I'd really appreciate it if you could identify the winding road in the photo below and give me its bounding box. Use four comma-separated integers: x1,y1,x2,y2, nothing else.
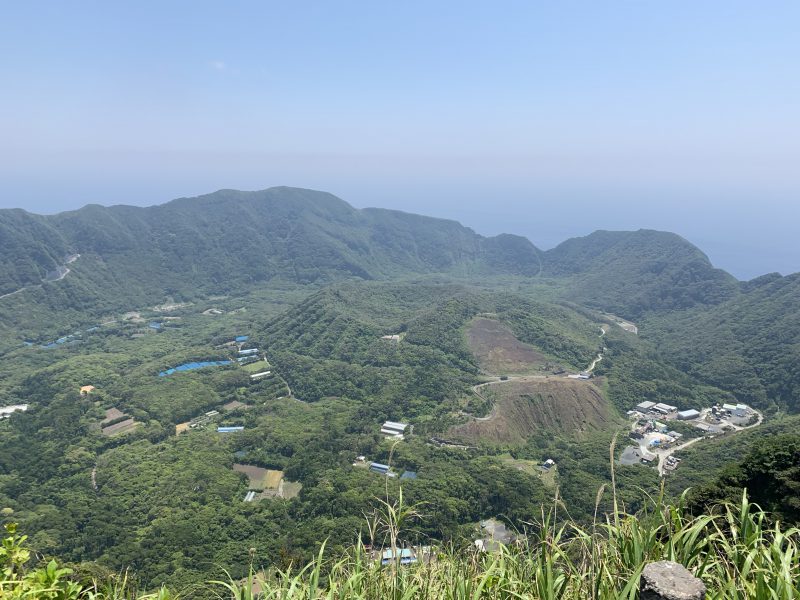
0,254,80,300
464,325,608,421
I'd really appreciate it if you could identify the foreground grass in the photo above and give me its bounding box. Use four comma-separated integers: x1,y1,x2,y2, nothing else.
2,491,798,600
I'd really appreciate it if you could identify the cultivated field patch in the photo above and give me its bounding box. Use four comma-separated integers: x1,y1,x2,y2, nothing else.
233,464,270,490
263,469,283,489
234,464,301,499
242,360,269,373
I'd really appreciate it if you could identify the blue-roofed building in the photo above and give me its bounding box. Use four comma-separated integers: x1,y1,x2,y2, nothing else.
235,336,249,342
381,548,417,566
369,462,390,474
217,426,244,433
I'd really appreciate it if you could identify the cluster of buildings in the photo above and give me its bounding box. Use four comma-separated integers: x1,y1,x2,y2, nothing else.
624,398,757,471
631,400,753,433
238,347,260,365
629,418,685,447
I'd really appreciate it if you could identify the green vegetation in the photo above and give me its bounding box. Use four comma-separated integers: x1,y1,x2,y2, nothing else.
644,273,800,412
543,229,739,317
1,187,798,595
3,493,798,599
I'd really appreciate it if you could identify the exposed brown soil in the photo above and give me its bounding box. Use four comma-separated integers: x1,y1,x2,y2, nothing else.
448,378,616,446
465,317,546,375
233,464,269,489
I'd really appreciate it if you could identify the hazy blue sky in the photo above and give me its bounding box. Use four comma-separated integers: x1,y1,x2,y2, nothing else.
2,2,798,278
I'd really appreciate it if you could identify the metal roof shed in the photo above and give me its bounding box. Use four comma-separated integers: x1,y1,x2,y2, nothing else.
677,409,700,420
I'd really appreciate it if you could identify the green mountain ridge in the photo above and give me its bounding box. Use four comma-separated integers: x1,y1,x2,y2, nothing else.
1,186,796,415
0,187,766,328
643,271,800,412
543,229,740,317
0,187,542,299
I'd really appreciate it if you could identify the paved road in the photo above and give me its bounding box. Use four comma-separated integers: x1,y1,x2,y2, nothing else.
656,437,703,476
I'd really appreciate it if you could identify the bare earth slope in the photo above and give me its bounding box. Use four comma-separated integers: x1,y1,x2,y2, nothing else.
449,378,617,446
466,317,546,375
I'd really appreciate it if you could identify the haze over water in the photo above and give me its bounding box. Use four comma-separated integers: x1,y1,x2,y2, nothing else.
2,2,798,279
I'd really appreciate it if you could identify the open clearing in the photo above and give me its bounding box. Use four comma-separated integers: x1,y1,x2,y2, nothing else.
242,359,269,373
233,464,283,490
234,464,301,499
449,378,617,446
465,317,547,375
233,464,270,489
498,455,559,489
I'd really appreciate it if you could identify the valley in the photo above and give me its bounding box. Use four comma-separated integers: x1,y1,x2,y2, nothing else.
0,187,797,593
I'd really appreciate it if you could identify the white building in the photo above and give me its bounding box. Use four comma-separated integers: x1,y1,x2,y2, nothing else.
381,420,408,439
677,409,700,420
0,404,29,419
636,401,656,411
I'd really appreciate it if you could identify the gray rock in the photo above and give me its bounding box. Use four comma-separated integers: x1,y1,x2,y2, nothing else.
640,561,706,600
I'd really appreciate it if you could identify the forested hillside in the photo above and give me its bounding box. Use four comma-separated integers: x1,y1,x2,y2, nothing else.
0,187,541,300
643,272,800,412
543,229,739,317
